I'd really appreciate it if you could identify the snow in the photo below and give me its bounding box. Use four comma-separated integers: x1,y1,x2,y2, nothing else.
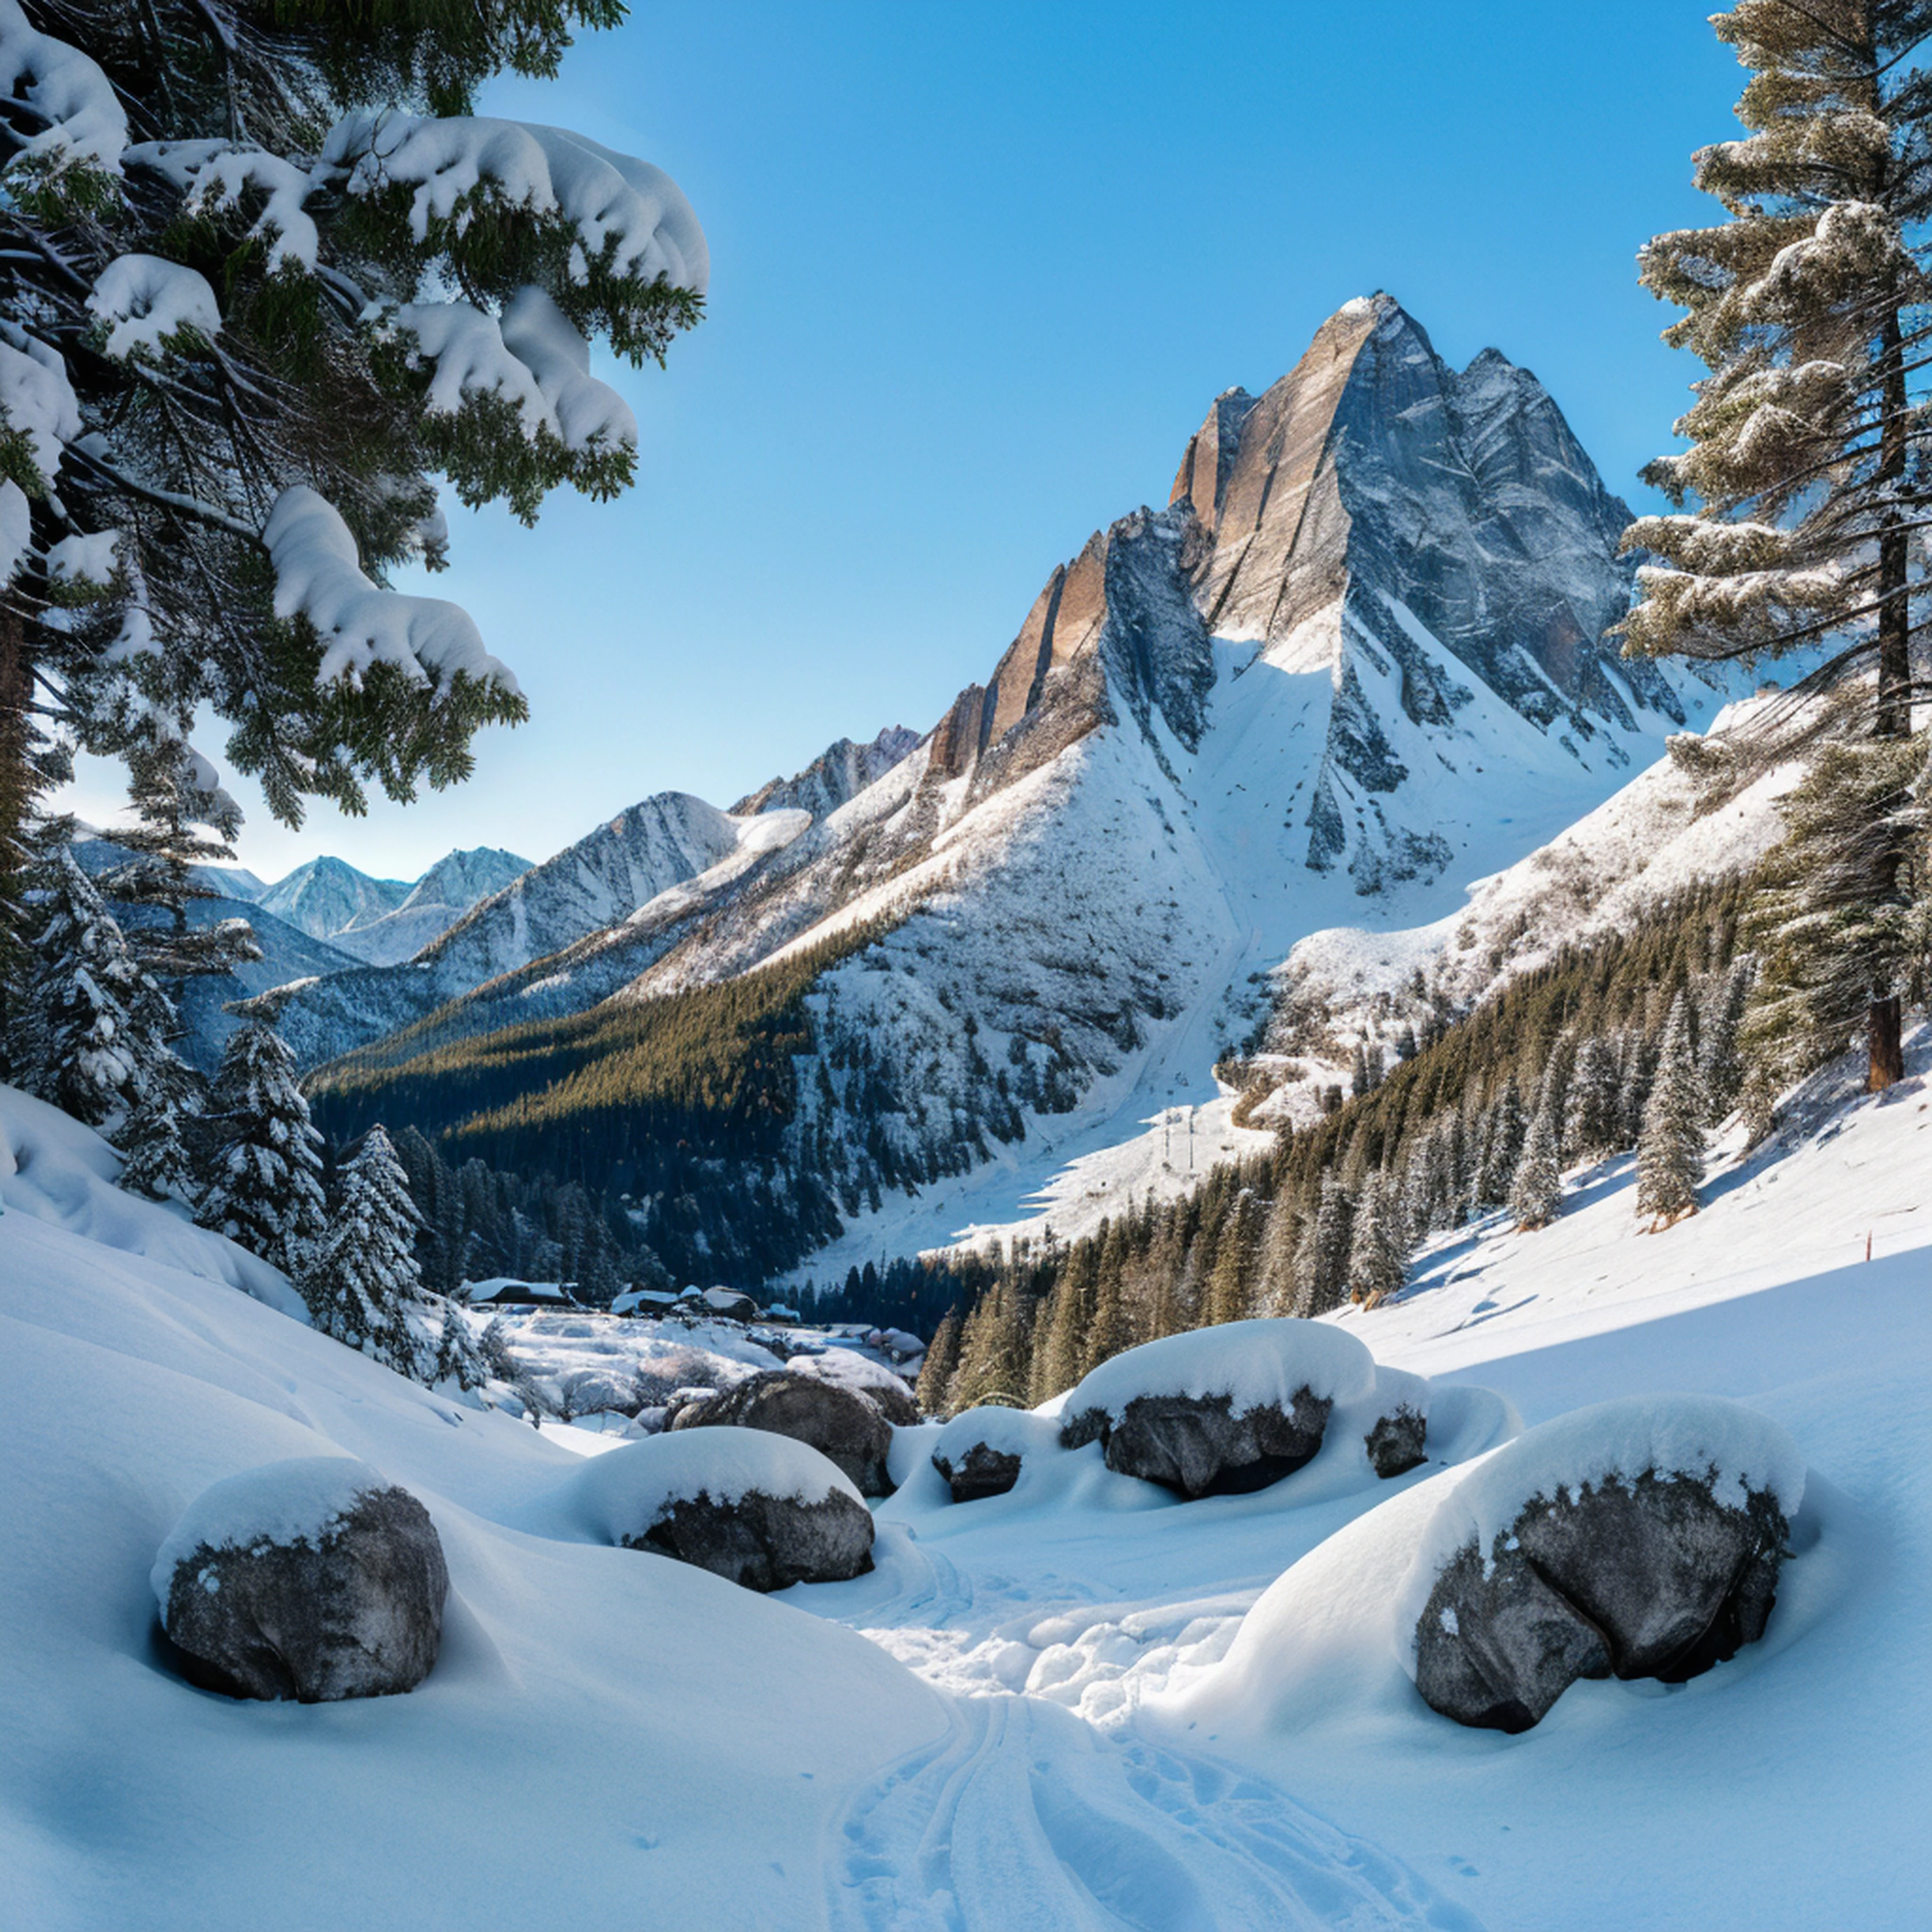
788,1343,917,1406
262,486,519,697
124,140,321,272
1063,1316,1376,1423
45,528,119,589
0,1084,302,1317
934,1403,1063,1463
568,1431,861,1544
150,1457,394,1618
386,288,635,456
326,111,708,295
86,254,222,360
1389,1394,1808,1672
0,0,127,176
4,1024,1928,1924
0,479,31,583
0,318,82,486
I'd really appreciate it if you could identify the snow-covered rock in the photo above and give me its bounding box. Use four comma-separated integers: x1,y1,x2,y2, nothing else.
1399,1394,1802,1732
571,1432,873,1592
1059,1320,1379,1498
669,1369,898,1497
153,1457,447,1702
930,1406,1061,1503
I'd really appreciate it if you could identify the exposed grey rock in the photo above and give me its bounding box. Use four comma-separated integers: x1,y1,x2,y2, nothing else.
1064,1388,1334,1499
670,1371,897,1497
734,726,920,820
622,1488,874,1592
158,1482,447,1702
932,1440,1023,1505
1413,1471,1790,1733
1365,1405,1428,1479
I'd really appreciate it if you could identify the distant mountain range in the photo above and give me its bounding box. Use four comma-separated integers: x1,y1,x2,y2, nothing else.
295,293,1765,1286
259,847,531,966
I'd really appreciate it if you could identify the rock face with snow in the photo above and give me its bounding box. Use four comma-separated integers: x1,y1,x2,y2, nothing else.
574,1432,874,1592
153,1460,447,1702
259,855,410,943
934,1439,1023,1504
302,296,1751,1286
733,725,920,819
321,846,532,967
1403,1398,1802,1733
669,1370,898,1497
1058,1320,1376,1499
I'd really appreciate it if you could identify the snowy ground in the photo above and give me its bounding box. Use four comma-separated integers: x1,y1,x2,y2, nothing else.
3,1038,1926,1929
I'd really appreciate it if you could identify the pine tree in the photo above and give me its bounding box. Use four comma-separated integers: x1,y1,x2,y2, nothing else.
1297,1175,1355,1317
196,987,326,1274
430,1292,489,1392
1701,958,1755,1123
1345,1173,1408,1306
951,1280,1028,1410
1028,1259,1088,1406
1204,1191,1260,1326
1475,1077,1527,1208
915,1308,963,1418
1742,733,1930,1105
1510,1104,1564,1231
1254,1184,1303,1317
0,1,706,979
1623,1,1932,1086
1637,993,1708,1226
1565,1032,1623,1161
300,1125,432,1378
8,841,163,1135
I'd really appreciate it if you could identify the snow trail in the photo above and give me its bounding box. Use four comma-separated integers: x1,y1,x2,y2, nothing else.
829,1692,1483,1932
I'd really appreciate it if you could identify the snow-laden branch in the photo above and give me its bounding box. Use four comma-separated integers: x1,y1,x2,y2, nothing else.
86,255,223,361
385,286,636,454
123,139,323,274
324,110,708,296
0,0,127,176
0,318,81,488
262,486,518,697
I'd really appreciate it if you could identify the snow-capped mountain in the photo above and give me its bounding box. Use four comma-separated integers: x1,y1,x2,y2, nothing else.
258,855,411,944
258,848,531,969
306,294,1755,1280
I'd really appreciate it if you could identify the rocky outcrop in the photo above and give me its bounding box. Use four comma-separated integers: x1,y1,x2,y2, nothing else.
734,726,920,820
932,1440,1021,1504
624,1487,874,1592
1413,1471,1791,1734
154,1462,447,1702
1065,1388,1334,1499
1365,1405,1429,1479
669,1371,897,1497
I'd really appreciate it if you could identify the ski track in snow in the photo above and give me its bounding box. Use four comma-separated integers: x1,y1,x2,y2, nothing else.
830,1692,1481,1932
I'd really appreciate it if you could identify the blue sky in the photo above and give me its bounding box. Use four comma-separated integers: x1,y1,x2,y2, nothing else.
71,0,1743,882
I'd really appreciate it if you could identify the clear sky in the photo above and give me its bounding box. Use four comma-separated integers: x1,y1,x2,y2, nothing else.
66,0,1744,884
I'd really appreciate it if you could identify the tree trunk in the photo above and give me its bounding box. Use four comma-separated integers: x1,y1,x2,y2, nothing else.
1868,994,1903,1093
1875,302,1911,739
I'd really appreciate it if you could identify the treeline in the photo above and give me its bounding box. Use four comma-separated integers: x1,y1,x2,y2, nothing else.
309,919,902,1284
909,881,1752,1418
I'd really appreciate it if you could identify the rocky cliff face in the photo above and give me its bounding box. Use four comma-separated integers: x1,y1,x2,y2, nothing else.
298,295,1751,1281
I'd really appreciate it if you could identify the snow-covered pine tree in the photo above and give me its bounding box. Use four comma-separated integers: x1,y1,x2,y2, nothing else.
914,1307,963,1418
1637,993,1709,1227
0,0,706,974
1345,1172,1408,1306
430,1292,489,1392
1475,1076,1527,1209
300,1124,431,1378
1510,1101,1564,1231
951,1280,1028,1410
1254,1184,1303,1317
1623,0,1932,1088
196,985,326,1273
1701,958,1755,1123
1296,1174,1355,1317
96,737,260,998
8,840,171,1136
1028,1251,1090,1404
1741,732,1930,1110
1203,1191,1260,1326
1565,1032,1623,1161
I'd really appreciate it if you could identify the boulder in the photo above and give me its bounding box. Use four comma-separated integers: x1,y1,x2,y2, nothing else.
1364,1404,1428,1479
670,1370,896,1496
1075,1387,1334,1499
573,1432,873,1592
934,1442,1023,1504
626,1489,874,1592
1404,1398,1802,1732
153,1459,447,1702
